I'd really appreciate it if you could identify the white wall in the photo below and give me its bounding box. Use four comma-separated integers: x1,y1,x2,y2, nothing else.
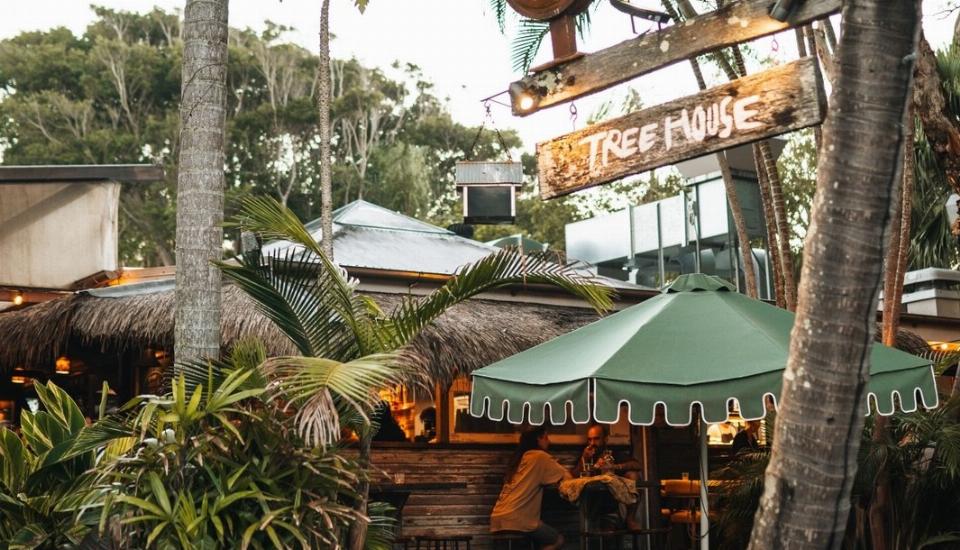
0,181,120,289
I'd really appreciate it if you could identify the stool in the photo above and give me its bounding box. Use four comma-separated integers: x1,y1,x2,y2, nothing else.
581,528,627,550
489,531,535,549
414,534,472,550
626,527,671,549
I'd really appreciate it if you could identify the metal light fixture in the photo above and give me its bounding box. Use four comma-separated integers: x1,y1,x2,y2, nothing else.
509,82,541,115
769,0,799,22
609,0,671,25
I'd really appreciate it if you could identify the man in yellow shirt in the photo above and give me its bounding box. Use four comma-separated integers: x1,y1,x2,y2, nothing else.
490,427,571,549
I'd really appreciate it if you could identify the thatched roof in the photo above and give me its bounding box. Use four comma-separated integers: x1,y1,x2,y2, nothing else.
0,284,600,382
0,281,935,383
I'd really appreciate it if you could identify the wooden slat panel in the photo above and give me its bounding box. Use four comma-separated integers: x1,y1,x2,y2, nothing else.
369,447,582,549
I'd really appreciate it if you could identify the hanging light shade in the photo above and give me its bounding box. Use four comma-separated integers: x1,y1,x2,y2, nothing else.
10,367,27,385
455,161,523,225
55,356,71,375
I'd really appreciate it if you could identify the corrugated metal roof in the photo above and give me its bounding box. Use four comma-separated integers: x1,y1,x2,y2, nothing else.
455,161,523,185
93,200,653,295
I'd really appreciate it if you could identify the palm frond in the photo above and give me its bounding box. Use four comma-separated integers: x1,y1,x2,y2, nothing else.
219,249,363,360
489,0,508,33
223,196,384,358
385,248,613,348
260,354,410,448
511,19,550,73
363,501,397,550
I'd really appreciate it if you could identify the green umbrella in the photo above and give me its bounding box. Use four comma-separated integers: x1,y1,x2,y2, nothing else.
470,273,938,427
471,273,938,550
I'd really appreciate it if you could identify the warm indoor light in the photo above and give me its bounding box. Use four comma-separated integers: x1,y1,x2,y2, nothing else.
55,356,71,375
11,367,26,385
12,292,23,306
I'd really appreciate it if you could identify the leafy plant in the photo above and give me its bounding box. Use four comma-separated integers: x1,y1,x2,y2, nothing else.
0,382,100,550
84,340,390,550
713,395,960,550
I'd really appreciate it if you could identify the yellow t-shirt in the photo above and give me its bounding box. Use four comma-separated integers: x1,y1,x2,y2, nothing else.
490,449,569,532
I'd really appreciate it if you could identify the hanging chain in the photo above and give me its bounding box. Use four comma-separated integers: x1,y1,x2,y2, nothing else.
570,102,579,131
467,100,514,162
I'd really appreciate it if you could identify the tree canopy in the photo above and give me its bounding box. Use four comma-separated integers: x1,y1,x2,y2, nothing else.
0,6,517,266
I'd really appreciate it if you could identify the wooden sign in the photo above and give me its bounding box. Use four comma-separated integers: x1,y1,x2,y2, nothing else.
509,0,840,116
537,57,825,199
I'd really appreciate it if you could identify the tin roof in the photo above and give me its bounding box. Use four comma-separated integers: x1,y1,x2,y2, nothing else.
455,161,523,185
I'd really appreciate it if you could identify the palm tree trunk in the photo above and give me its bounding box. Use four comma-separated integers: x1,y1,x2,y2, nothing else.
349,433,373,550
731,46,796,309
759,140,797,311
755,146,786,307
174,0,229,365
318,0,334,261
748,1,920,548
663,0,758,298
685,56,758,297
870,101,916,550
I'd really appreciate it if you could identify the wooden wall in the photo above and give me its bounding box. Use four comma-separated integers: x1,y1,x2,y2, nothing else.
369,443,583,548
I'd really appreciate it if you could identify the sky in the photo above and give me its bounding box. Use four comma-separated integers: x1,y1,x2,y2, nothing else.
0,1,958,154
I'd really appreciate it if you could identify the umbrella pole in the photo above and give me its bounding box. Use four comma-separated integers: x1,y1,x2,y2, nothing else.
699,417,710,550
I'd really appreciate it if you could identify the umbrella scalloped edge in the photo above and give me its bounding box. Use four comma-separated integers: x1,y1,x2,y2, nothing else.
469,365,940,427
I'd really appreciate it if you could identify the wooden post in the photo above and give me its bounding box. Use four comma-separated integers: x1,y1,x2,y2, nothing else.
509,0,841,115
438,382,451,444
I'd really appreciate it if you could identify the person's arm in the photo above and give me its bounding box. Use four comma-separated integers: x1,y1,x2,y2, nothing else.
537,452,572,485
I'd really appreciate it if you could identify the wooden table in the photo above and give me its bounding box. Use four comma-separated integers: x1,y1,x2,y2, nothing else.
549,477,661,550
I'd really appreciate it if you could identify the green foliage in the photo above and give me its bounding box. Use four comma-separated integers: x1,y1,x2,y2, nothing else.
0,381,99,549
777,129,818,252
0,7,514,266
713,395,960,550
221,196,613,436
90,358,373,549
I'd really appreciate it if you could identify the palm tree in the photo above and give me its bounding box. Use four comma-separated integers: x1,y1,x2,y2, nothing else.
748,1,921,547
219,196,613,548
318,0,334,260
175,0,230,364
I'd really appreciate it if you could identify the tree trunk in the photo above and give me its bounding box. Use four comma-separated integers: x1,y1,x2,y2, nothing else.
870,101,916,550
759,139,797,311
731,46,797,309
748,2,920,548
349,433,373,550
755,145,787,308
685,56,758,298
174,0,229,365
318,0,335,261
913,35,960,198
664,0,758,298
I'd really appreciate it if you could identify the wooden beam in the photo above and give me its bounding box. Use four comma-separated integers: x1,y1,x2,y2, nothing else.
537,57,825,199
0,164,165,184
0,288,70,304
509,0,840,115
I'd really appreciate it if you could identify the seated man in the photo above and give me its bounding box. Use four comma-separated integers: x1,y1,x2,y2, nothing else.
577,424,644,530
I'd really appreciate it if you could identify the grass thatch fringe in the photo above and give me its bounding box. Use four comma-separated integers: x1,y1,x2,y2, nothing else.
0,285,599,385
